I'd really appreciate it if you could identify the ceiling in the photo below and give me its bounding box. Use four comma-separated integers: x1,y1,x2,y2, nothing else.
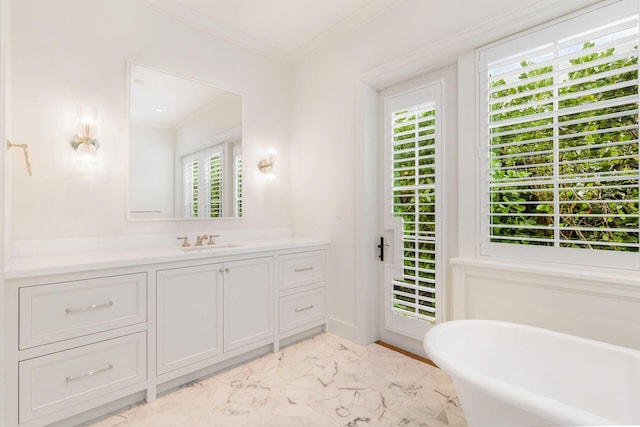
138,0,401,61
129,64,236,127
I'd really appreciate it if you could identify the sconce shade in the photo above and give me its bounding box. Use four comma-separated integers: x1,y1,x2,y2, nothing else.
75,140,97,163
257,149,276,178
71,105,99,163
257,158,274,173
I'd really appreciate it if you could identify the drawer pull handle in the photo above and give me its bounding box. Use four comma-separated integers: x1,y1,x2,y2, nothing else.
66,300,114,314
295,304,314,313
65,364,113,382
294,267,313,272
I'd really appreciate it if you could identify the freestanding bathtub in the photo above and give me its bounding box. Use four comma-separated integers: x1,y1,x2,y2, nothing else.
424,320,640,426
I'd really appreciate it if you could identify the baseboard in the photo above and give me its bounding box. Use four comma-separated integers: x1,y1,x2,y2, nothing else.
327,317,357,342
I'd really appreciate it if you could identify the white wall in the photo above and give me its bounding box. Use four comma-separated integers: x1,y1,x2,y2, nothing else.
9,0,290,242
175,93,242,157
289,0,617,345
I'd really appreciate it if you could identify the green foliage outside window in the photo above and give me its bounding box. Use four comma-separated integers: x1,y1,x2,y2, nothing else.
235,157,243,217
489,42,639,251
391,107,437,322
209,156,223,218
191,161,199,218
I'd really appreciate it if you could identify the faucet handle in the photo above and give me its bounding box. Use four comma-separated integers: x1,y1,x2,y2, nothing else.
207,234,220,245
177,236,190,247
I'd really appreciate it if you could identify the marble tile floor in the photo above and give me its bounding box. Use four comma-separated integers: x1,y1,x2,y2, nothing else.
87,333,467,427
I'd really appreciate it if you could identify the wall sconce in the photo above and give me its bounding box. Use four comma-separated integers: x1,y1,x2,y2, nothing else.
257,149,276,179
71,106,99,163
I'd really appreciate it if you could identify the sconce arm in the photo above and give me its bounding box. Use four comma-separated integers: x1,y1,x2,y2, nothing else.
7,140,32,176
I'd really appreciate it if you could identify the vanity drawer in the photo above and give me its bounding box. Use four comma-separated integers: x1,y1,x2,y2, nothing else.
20,273,147,349
279,288,326,333
19,332,146,423
279,250,326,291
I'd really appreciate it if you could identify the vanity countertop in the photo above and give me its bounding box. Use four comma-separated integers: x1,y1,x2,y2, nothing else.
5,237,330,279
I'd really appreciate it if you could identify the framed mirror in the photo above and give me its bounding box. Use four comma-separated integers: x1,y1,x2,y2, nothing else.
128,63,242,220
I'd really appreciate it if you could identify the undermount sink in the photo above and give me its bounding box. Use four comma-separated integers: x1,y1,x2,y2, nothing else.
179,243,241,252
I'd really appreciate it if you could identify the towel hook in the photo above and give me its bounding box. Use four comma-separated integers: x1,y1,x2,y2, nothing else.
6,140,32,176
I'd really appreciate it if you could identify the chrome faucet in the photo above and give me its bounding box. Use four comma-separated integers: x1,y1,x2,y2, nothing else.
195,235,209,246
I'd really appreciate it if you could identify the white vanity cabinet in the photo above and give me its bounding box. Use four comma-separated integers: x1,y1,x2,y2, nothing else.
4,239,328,427
156,256,273,377
278,250,327,337
8,272,148,427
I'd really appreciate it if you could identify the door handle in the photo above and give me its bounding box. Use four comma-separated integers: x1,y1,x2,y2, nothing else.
377,236,389,261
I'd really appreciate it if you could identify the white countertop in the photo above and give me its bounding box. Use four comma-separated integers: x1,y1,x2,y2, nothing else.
5,237,330,279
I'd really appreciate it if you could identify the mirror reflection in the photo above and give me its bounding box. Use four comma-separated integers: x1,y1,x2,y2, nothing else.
128,64,242,220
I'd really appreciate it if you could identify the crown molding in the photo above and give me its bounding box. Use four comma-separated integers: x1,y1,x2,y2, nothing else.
133,0,608,67
136,0,403,64
136,0,291,63
360,0,605,88
289,0,403,62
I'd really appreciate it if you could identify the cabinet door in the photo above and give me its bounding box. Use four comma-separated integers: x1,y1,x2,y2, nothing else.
224,257,274,352
157,264,223,375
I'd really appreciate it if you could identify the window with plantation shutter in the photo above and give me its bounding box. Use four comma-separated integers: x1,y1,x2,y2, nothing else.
390,100,439,323
479,0,640,268
182,153,199,218
202,146,224,218
233,143,242,217
182,144,225,218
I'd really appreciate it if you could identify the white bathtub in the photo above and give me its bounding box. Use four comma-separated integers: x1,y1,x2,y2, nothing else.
424,320,640,426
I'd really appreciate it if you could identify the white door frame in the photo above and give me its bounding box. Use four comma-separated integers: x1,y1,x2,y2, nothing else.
354,61,457,348
380,77,445,344
0,0,9,425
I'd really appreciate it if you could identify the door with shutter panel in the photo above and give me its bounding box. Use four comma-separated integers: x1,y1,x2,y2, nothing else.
378,67,454,353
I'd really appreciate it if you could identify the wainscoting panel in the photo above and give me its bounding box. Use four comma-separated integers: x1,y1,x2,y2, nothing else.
451,258,640,350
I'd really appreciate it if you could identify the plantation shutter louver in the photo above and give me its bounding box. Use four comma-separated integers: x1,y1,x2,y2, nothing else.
390,101,438,323
480,0,640,267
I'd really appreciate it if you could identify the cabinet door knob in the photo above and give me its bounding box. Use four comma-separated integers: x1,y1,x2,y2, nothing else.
224,268,230,272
